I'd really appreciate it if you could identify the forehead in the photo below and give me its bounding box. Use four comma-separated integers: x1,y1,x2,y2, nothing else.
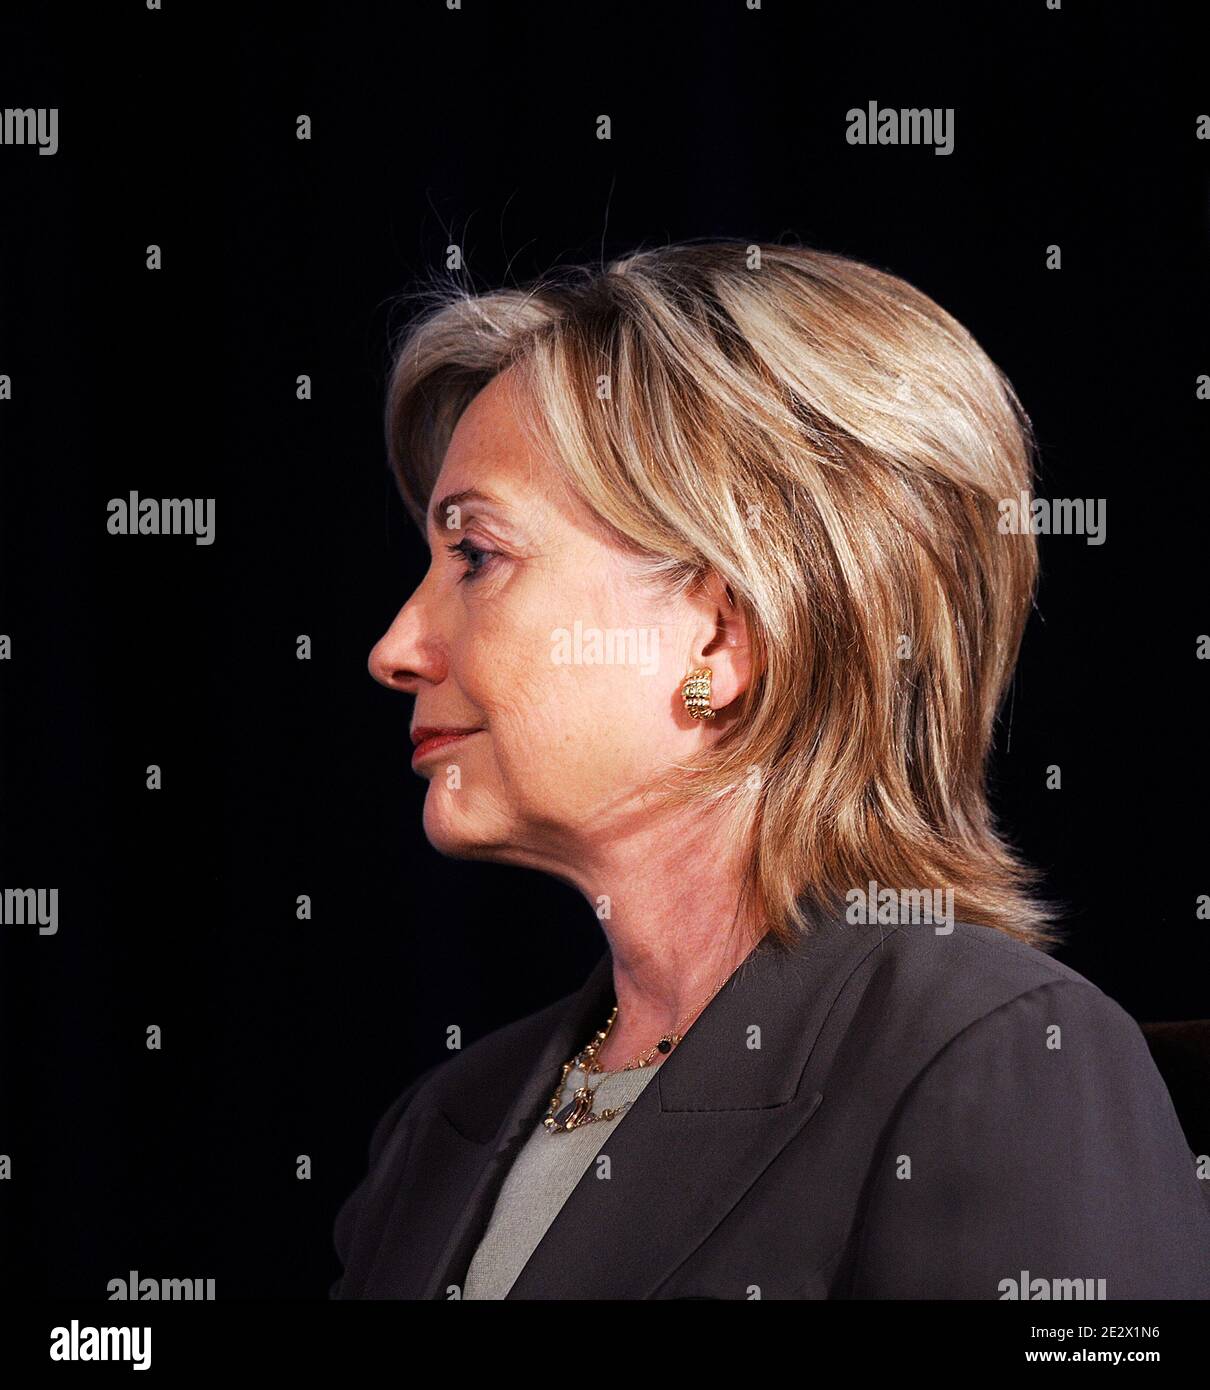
429,369,573,522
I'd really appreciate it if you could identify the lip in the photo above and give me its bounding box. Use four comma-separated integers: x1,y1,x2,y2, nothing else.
410,726,483,766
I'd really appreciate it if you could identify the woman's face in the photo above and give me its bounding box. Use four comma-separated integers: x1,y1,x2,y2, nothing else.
368,369,742,880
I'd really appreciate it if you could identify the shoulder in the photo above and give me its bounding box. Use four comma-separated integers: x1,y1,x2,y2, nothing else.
856,915,1100,999
842,921,1202,1226
837,918,1147,1072
834,925,1210,1297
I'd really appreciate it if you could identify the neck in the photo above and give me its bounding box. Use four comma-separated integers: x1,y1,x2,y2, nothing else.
566,805,767,1071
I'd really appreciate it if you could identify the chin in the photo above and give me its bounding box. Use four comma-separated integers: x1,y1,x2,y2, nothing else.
420,785,506,861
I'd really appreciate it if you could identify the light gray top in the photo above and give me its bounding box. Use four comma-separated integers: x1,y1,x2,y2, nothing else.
462,1060,661,1300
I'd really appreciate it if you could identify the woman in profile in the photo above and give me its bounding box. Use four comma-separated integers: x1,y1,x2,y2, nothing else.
331,241,1210,1300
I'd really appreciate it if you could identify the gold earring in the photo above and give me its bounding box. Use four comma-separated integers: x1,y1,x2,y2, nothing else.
681,667,716,720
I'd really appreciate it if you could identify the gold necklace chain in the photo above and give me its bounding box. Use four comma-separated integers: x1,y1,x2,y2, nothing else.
542,971,732,1135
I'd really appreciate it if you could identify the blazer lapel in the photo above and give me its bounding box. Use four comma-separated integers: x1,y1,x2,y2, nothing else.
397,914,898,1299
504,916,899,1298
412,949,617,1299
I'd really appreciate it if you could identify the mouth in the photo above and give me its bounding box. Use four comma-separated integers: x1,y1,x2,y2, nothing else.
410,726,483,766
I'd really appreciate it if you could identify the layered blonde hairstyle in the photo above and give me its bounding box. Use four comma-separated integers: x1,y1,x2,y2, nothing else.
385,240,1058,950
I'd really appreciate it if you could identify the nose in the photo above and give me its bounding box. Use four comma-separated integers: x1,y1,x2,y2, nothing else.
368,591,445,694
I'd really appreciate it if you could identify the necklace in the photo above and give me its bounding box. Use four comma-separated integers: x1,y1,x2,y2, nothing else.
542,971,732,1135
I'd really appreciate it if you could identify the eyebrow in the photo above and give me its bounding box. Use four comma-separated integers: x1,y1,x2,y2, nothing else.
427,488,510,533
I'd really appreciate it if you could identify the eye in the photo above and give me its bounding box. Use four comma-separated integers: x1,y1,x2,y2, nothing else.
445,537,496,583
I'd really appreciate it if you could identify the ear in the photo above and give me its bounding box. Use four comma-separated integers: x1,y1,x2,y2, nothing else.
688,572,751,715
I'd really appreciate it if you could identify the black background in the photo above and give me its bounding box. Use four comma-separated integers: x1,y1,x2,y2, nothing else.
0,0,1206,1299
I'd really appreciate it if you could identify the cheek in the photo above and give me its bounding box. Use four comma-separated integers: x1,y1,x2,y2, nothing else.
446,569,681,808
482,650,675,803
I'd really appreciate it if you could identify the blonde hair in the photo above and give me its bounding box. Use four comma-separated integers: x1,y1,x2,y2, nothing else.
385,240,1060,950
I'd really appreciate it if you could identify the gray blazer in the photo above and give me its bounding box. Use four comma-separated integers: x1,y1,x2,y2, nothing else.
330,914,1210,1299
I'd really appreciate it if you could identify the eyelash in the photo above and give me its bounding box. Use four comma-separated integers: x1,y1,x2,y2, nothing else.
445,537,496,583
